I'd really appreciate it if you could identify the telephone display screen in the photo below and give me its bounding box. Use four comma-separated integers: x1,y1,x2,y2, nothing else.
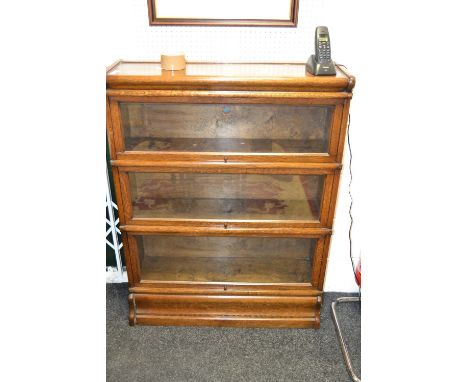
319,34,329,41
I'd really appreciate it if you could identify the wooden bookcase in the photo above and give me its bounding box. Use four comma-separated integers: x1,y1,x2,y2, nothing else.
106,61,355,328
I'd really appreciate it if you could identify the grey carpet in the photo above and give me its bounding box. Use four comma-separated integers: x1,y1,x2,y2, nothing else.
107,284,360,382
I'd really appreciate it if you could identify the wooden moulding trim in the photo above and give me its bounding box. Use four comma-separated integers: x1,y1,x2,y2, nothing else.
107,89,352,99
317,174,335,228
126,234,142,283
134,316,319,328
322,170,339,227
112,160,341,173
106,59,122,74
116,152,335,164
132,294,321,312
121,232,138,285
335,98,351,164
119,172,133,222
336,64,356,92
120,225,332,237
313,236,327,288
106,79,351,93
128,293,136,326
129,293,321,328
327,103,344,158
136,281,316,288
106,61,354,93
109,100,125,154
126,219,322,229
110,167,126,224
133,294,321,304
129,285,323,296
148,20,298,27
317,236,332,290
105,98,116,159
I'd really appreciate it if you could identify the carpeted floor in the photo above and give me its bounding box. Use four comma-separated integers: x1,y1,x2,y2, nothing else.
107,284,360,382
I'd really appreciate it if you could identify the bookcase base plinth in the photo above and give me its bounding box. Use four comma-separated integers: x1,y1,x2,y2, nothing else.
129,292,321,329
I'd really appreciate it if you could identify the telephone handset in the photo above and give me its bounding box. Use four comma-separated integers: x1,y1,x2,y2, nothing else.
306,26,336,76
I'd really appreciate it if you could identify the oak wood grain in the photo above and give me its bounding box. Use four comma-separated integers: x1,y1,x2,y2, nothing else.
107,62,355,92
129,293,321,328
105,61,354,328
121,224,332,237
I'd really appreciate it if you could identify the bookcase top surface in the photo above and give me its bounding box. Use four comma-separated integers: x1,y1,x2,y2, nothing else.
106,61,354,92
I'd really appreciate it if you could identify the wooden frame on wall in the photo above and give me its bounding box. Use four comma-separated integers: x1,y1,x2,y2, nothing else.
147,0,300,27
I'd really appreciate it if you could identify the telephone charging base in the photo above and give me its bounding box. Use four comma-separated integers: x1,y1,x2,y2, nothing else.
306,55,336,76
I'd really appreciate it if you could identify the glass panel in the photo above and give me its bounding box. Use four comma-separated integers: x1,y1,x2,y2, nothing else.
120,103,332,153
109,62,346,78
130,172,324,221
136,235,316,283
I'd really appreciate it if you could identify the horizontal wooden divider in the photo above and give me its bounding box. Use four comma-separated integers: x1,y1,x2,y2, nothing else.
121,224,332,237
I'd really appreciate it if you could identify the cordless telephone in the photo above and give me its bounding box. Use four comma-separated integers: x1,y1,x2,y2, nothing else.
306,26,336,76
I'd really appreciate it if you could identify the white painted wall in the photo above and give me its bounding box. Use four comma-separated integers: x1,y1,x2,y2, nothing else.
106,0,363,291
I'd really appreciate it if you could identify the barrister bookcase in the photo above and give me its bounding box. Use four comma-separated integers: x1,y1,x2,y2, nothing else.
106,61,355,328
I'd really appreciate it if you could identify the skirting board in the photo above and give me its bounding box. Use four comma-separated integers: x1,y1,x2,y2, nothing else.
106,267,128,283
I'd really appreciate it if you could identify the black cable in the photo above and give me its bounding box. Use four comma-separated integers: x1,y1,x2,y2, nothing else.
347,114,361,296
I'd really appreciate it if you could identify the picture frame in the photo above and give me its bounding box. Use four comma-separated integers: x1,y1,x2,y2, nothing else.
147,0,299,27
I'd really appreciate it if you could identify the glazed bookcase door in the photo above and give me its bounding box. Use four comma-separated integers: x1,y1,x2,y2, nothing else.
108,97,346,163
116,168,338,228
123,233,329,288
120,102,332,153
135,235,316,283
129,172,324,221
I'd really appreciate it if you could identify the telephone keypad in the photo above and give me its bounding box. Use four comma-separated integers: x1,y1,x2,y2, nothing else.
318,42,330,61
